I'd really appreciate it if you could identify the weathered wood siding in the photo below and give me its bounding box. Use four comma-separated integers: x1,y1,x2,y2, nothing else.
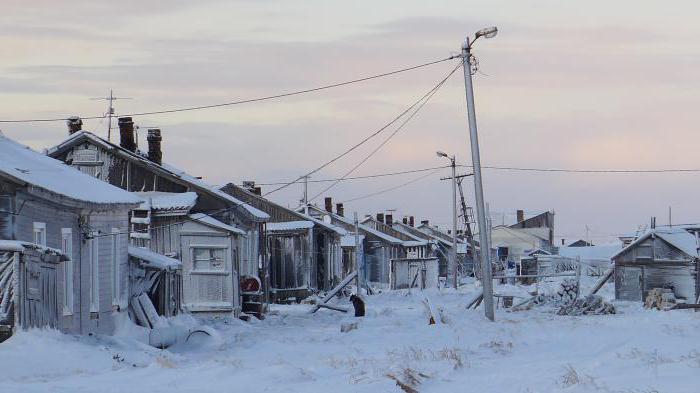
614,236,697,302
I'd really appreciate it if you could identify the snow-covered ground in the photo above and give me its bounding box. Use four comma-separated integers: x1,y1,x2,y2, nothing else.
1,279,699,393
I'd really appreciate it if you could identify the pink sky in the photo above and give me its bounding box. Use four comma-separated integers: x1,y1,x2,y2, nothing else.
1,1,699,243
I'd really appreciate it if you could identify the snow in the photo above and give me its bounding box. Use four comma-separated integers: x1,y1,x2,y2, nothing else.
266,220,314,232
2,277,700,392
559,244,621,262
612,228,700,260
341,234,364,247
0,133,141,206
135,191,198,213
128,246,181,271
0,239,66,257
188,213,246,235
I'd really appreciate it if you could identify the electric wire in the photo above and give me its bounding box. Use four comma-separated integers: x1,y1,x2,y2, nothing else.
341,167,443,204
262,61,462,197
0,56,459,123
306,62,463,202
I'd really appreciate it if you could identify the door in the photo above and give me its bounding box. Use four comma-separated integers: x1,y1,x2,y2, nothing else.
616,266,643,301
22,260,58,329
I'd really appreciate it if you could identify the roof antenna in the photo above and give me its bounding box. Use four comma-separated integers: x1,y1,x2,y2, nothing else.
90,89,133,141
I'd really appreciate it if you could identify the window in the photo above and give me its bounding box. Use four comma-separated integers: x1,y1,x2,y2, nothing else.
89,233,99,313
111,228,120,306
193,247,226,272
61,228,74,315
33,222,46,246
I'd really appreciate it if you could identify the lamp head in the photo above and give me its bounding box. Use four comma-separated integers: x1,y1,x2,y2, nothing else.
436,151,448,158
475,26,498,39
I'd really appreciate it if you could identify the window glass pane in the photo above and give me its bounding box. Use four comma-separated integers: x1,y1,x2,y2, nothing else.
194,248,210,261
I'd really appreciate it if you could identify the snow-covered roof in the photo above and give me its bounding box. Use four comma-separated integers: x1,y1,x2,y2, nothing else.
559,244,621,261
128,246,181,271
136,191,198,214
0,240,67,259
341,234,365,247
47,131,268,220
0,133,141,206
266,220,314,232
611,228,699,260
188,213,246,235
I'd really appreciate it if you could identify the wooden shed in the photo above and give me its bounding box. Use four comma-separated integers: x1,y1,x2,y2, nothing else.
611,228,699,303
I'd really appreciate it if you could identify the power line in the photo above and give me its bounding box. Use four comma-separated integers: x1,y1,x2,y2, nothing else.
341,167,443,204
0,56,459,123
473,165,700,174
263,61,462,197
255,165,452,185
307,62,463,202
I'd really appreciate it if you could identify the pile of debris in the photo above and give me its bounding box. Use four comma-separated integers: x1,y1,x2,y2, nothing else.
557,295,616,316
644,288,676,310
553,279,579,304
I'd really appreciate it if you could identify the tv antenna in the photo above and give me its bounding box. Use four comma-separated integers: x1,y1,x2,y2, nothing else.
90,89,132,141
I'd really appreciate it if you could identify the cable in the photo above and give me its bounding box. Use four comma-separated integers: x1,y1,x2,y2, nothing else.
0,56,459,123
471,165,700,174
341,167,443,204
255,165,451,186
307,62,463,202
263,60,461,197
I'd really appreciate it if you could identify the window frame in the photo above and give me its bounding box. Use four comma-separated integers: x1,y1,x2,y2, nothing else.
111,228,121,307
89,232,100,313
61,228,74,315
33,222,46,246
190,245,229,275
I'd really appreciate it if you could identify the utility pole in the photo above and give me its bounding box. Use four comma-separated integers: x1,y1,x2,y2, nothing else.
303,175,309,214
90,89,132,141
450,156,458,289
461,28,498,321
354,212,363,294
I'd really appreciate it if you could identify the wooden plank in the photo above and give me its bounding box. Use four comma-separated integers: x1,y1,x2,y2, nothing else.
309,270,357,314
138,293,166,328
465,289,483,309
588,267,614,296
130,295,151,328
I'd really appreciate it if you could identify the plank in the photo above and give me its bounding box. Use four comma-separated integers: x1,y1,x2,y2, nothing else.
309,270,357,314
588,268,614,296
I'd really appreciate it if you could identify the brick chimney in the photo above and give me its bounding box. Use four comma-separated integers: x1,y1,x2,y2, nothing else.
517,209,525,223
253,187,262,196
118,117,136,152
66,116,82,135
403,217,408,225
421,220,429,226
376,213,384,223
409,216,415,227
336,203,344,217
324,197,333,213
385,214,393,226
147,128,162,165
561,238,566,246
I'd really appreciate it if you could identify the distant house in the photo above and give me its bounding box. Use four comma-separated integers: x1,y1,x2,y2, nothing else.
412,220,470,277
47,119,269,316
490,226,550,264
218,183,347,302
0,133,141,337
303,202,407,285
566,239,594,247
611,228,699,302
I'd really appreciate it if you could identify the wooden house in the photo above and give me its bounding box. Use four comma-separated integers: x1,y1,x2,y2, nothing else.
218,183,347,302
303,203,410,285
611,228,699,303
412,221,470,277
0,133,141,337
47,120,270,316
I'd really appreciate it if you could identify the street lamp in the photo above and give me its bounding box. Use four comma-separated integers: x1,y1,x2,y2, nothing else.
436,151,459,289
461,26,497,321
